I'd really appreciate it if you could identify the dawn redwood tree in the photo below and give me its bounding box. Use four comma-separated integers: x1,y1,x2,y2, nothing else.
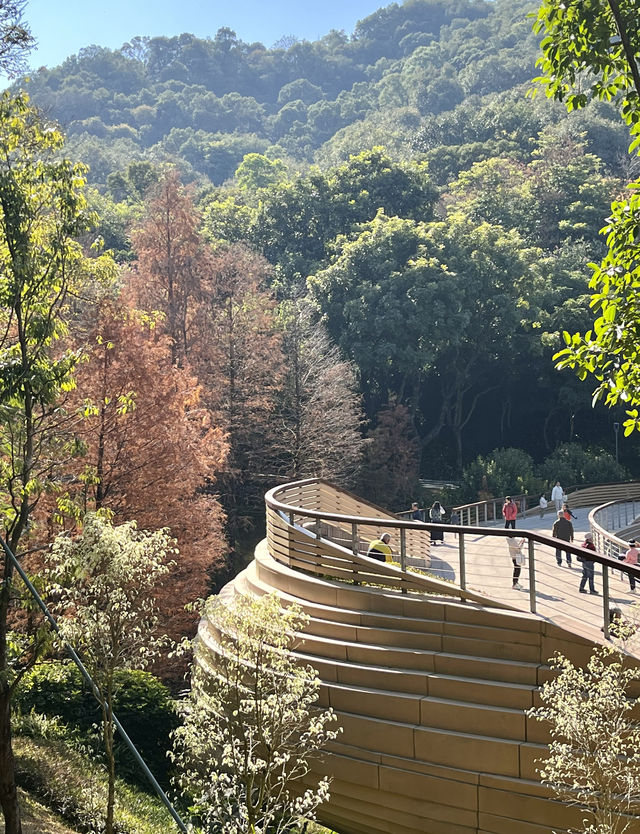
200,244,285,540
0,92,95,834
277,300,366,485
359,403,421,508
130,169,209,367
69,297,228,648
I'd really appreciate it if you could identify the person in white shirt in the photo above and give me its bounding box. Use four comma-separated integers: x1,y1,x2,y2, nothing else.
539,494,548,518
506,535,525,590
551,481,564,512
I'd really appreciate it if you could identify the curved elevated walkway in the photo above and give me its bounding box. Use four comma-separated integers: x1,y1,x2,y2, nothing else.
198,480,640,834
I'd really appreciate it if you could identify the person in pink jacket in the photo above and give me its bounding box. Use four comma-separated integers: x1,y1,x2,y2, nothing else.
624,539,640,594
502,496,518,529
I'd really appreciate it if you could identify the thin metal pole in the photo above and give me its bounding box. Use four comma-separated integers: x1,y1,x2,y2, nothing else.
475,505,479,526
400,528,407,595
528,539,536,614
602,565,610,640
459,533,466,592
351,522,359,585
0,538,188,833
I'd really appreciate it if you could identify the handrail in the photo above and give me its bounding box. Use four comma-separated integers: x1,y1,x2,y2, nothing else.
453,481,640,527
590,499,640,560
0,537,187,833
266,478,640,641
445,493,529,526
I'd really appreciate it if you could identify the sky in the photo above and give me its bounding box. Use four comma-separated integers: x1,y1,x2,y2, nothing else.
25,0,384,71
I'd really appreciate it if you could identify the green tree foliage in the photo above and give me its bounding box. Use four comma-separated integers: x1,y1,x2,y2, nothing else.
532,0,640,436
460,448,539,502
309,210,540,466
0,90,102,834
46,514,174,834
171,593,340,834
16,661,177,785
253,148,437,292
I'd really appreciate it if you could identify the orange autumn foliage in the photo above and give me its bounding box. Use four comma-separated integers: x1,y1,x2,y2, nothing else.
70,298,228,647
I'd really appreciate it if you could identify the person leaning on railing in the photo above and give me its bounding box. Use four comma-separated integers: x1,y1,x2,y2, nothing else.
366,533,392,563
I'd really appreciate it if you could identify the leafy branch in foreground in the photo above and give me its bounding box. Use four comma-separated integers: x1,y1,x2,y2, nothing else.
531,0,640,433
528,636,640,833
171,592,340,834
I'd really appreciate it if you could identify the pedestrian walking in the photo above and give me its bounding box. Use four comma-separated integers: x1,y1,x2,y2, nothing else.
429,501,445,544
506,534,525,590
551,510,574,567
623,539,640,594
410,502,423,522
551,481,564,512
502,496,518,530
539,494,547,518
578,532,598,595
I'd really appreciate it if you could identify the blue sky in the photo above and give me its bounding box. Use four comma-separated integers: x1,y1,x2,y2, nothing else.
25,0,384,70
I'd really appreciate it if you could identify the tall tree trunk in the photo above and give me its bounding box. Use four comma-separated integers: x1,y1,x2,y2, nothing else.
102,689,116,834
0,562,21,834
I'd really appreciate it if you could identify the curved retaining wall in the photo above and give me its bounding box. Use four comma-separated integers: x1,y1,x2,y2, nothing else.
197,536,640,834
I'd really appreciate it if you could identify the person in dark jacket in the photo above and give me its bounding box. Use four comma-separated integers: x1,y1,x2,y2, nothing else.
551,510,574,567
578,532,598,594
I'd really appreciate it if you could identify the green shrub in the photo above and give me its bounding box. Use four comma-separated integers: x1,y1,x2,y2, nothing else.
538,442,629,489
16,661,177,786
460,447,543,501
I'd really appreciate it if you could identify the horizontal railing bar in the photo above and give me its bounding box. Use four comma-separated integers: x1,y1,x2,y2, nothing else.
266,481,640,581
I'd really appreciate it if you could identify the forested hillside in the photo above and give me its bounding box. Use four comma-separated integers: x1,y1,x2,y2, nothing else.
10,0,638,496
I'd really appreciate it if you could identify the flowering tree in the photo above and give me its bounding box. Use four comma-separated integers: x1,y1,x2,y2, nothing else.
172,593,340,833
46,513,174,834
529,639,640,834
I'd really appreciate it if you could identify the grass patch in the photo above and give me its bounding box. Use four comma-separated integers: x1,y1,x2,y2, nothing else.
14,735,175,834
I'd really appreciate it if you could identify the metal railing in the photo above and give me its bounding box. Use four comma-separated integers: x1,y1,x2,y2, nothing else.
590,500,640,559
450,493,530,526
266,479,640,642
453,481,640,527
0,537,187,833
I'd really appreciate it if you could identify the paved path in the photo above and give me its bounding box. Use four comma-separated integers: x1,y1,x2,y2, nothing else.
426,505,640,638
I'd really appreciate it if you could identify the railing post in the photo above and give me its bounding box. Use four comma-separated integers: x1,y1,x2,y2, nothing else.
602,564,610,640
459,533,466,593
351,522,359,585
474,505,479,526
527,539,536,614
400,528,407,595
289,510,295,526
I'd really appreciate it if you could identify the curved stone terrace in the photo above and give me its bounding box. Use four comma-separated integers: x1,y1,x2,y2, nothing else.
198,478,640,834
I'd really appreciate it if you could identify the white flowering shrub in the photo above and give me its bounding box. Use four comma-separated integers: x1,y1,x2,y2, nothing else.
172,592,340,834
528,637,640,834
46,512,174,834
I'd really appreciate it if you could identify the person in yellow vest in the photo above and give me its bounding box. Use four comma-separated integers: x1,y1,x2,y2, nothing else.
366,532,392,562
